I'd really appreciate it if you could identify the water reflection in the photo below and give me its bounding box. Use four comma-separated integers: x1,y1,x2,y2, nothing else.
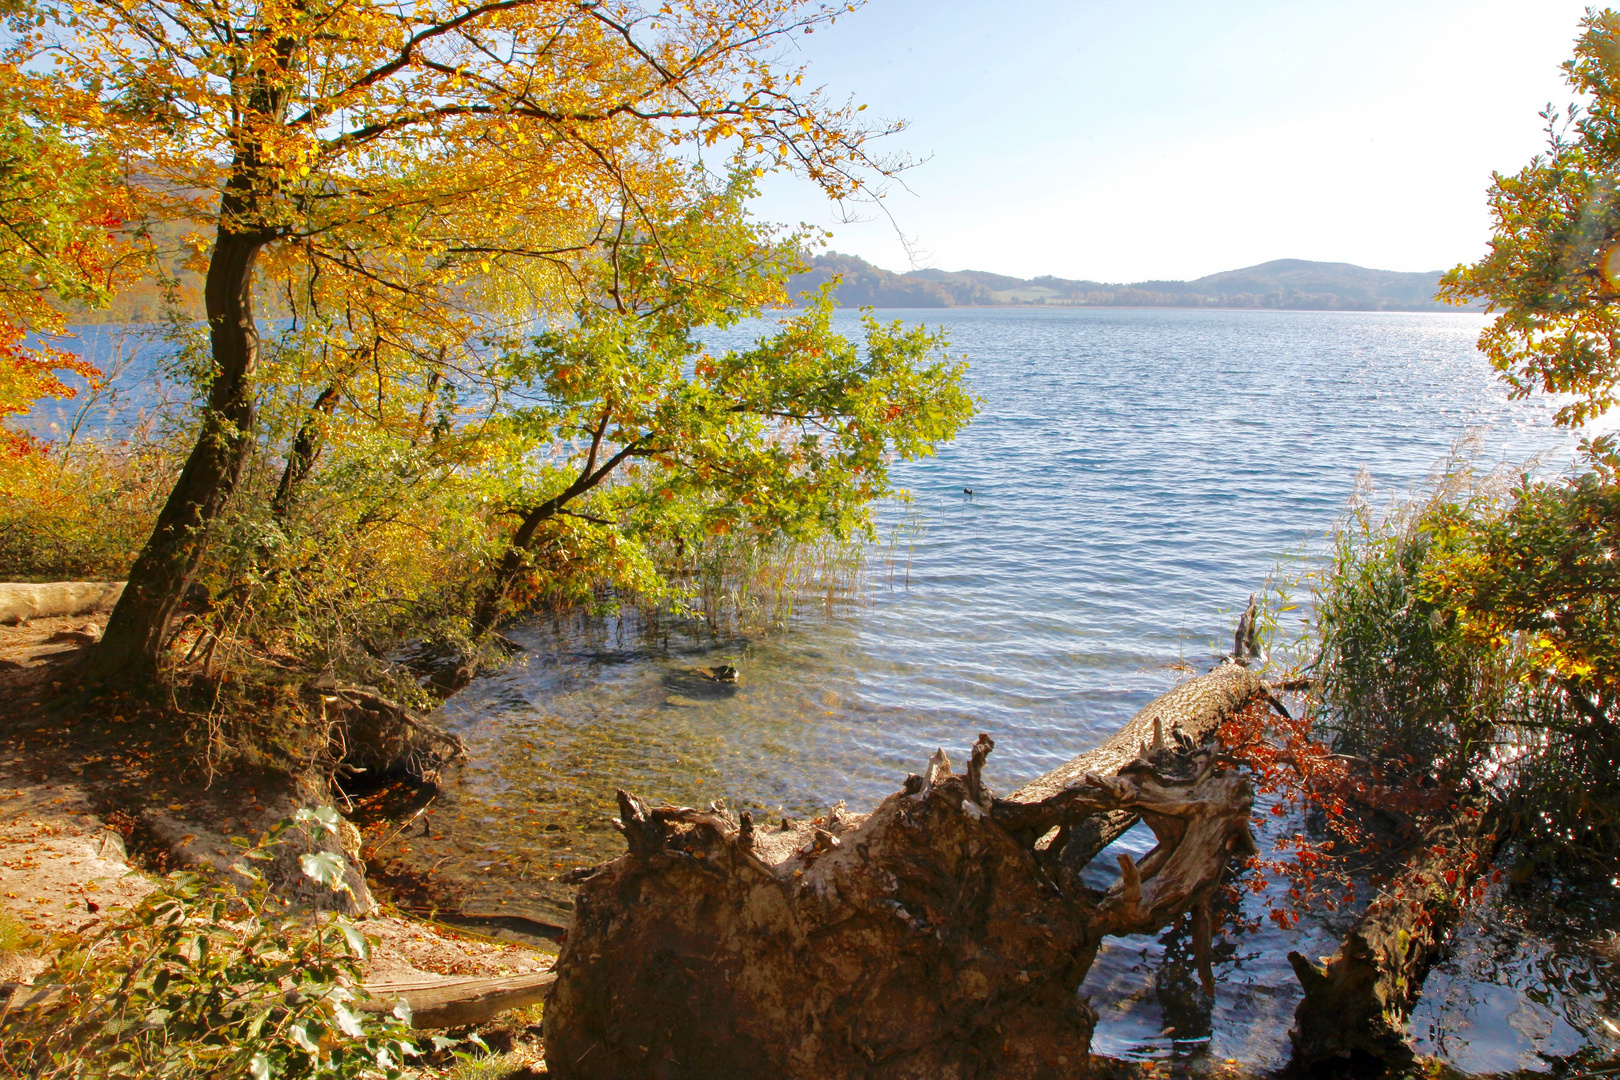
1413,870,1620,1074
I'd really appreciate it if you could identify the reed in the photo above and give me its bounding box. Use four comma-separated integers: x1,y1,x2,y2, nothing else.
1294,441,1616,860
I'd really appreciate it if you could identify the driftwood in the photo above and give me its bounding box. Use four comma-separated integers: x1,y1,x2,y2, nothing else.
355,972,556,1029
0,581,125,625
1288,805,1504,1070
2,971,557,1031
542,662,1273,1079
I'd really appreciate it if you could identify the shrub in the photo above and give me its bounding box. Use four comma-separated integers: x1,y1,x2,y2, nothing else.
0,808,427,1080
1304,447,1618,859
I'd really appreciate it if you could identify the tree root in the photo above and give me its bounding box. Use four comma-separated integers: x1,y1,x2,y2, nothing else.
310,678,468,787
541,662,1275,1079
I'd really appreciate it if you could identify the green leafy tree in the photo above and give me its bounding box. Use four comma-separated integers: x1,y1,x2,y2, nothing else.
469,173,976,652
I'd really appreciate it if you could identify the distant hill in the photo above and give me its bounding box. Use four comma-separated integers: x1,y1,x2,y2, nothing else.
789,254,1477,311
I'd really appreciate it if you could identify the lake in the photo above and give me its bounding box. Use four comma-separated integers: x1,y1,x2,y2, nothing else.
376,307,1610,1075
46,307,1617,1073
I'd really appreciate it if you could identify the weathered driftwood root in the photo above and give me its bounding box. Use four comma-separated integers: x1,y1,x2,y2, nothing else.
311,678,469,787
542,662,1274,1079
1288,805,1504,1071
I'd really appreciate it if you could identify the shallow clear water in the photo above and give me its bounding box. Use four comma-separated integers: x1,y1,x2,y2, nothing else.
45,309,1616,1072
386,307,1620,1074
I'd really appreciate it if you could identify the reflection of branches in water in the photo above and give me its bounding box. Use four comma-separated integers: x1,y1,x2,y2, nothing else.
1414,865,1620,1064
1153,914,1216,1051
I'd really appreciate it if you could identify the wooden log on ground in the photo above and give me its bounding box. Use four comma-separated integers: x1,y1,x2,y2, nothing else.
355,972,556,1029
542,662,1276,1080
4,972,557,1032
1288,805,1504,1071
0,582,125,625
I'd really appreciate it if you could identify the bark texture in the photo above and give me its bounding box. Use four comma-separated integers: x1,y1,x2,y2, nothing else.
92,223,272,678
542,662,1271,1079
1288,806,1503,1071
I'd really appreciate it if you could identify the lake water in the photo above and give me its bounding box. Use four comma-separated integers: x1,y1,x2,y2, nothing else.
46,309,1618,1073
362,306,1615,1075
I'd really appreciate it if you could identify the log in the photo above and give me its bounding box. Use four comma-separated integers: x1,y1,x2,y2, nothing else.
355,972,556,1029
1288,805,1504,1070
541,662,1275,1080
1005,662,1268,877
4,972,557,1032
0,581,125,625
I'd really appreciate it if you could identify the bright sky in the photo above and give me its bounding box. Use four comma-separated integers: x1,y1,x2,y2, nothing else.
749,0,1596,282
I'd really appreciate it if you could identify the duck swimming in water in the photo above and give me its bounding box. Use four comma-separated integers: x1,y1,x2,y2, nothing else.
696,664,739,683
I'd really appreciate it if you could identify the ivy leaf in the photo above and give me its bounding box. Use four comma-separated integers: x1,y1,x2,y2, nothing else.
336,917,370,958
289,1020,320,1053
294,806,342,836
249,1052,272,1080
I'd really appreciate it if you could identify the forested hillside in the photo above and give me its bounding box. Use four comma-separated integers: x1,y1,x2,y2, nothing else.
791,253,1477,310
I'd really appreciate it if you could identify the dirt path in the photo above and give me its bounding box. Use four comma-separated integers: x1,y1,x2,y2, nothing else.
0,766,553,986
0,616,554,998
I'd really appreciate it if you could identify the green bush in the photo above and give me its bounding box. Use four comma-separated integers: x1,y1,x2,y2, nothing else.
1305,447,1619,858
0,808,431,1080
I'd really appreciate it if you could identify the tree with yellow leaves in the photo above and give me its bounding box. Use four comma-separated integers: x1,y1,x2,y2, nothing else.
0,47,146,457
6,0,903,675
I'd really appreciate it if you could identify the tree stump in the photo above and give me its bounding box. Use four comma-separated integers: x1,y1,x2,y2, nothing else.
1288,805,1504,1071
542,662,1273,1079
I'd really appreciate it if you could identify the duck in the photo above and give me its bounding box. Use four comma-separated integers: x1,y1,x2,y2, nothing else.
696,664,739,683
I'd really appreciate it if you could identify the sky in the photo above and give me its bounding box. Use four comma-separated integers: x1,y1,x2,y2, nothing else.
746,0,1598,282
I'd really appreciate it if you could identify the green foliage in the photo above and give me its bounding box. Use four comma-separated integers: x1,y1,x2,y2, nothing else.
1440,9,1620,427
1305,451,1620,858
1419,453,1620,858
0,809,425,1080
1310,464,1528,784
480,174,975,621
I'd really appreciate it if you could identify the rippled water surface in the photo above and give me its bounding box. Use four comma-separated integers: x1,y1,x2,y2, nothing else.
371,308,1611,1073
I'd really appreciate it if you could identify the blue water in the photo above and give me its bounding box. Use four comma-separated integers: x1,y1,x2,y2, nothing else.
413,307,1612,1074
38,309,1614,1072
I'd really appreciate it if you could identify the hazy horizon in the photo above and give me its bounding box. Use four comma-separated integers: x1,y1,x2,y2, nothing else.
809,252,1454,284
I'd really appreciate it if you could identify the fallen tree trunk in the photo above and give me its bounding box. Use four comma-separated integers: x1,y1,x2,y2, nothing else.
4,972,558,1032
355,972,556,1029
0,581,125,625
542,662,1274,1079
1288,804,1504,1071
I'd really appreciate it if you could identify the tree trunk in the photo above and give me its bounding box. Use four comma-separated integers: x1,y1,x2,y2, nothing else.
91,218,271,680
541,663,1273,1079
272,382,342,520
1288,805,1504,1072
